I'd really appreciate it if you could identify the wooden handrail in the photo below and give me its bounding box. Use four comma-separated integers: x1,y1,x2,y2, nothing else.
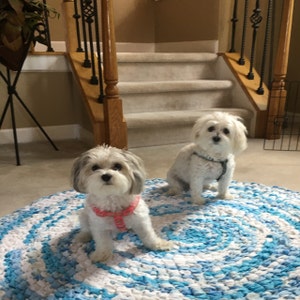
265,0,294,139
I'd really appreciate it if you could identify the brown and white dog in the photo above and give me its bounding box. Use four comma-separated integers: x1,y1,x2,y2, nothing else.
71,145,173,262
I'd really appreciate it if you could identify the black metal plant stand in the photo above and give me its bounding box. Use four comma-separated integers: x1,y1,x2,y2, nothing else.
0,57,58,165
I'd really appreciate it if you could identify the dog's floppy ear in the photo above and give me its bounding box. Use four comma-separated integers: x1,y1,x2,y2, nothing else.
192,114,211,140
71,154,89,193
232,117,248,154
121,150,146,195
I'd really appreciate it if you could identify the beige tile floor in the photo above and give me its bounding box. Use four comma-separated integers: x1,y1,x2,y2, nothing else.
0,139,299,217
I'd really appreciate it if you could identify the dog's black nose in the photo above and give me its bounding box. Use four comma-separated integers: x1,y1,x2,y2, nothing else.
101,174,112,182
213,136,221,143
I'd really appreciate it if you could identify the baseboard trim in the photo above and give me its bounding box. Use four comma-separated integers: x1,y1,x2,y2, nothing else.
34,41,67,52
155,40,218,53
286,111,300,121
116,40,218,53
0,125,93,145
34,40,218,53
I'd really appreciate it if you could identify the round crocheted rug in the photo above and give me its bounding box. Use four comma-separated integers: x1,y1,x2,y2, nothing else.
0,179,299,300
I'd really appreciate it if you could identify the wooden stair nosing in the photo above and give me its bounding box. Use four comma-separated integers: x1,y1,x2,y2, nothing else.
118,80,233,95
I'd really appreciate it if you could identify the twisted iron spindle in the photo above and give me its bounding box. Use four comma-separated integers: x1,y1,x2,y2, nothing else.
247,0,263,80
238,0,249,65
42,0,54,52
92,0,105,103
82,0,98,84
80,0,91,67
257,0,273,95
73,0,84,52
267,2,276,90
229,0,238,53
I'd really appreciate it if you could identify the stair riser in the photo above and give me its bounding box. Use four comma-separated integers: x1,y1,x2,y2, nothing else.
128,115,251,148
128,125,193,148
118,62,216,82
122,90,232,113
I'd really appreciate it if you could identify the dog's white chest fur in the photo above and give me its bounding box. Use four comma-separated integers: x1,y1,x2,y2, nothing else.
168,144,234,186
190,154,232,182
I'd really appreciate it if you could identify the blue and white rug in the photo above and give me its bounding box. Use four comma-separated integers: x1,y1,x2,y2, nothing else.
0,179,299,299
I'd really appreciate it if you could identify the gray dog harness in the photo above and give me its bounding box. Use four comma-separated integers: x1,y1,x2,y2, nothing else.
192,152,228,181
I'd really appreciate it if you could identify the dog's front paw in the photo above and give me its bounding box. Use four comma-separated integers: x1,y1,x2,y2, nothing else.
217,192,235,200
204,183,217,191
90,250,113,262
149,238,174,251
167,186,181,196
192,196,206,205
76,231,92,243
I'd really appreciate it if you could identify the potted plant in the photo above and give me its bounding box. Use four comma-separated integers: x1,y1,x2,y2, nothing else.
0,0,59,70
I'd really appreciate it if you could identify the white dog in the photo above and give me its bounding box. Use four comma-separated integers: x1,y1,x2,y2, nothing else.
167,112,248,204
71,145,173,262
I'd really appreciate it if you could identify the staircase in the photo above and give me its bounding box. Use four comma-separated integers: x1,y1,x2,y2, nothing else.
117,52,253,148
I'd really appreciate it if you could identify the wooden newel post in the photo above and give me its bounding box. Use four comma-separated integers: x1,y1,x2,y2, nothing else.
265,0,294,139
101,0,128,149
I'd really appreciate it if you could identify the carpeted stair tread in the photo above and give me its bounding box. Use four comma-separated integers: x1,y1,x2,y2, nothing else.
125,108,252,128
119,80,233,94
117,52,218,63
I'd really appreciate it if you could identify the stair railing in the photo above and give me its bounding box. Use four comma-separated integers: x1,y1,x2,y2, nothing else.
229,0,294,139
63,0,127,148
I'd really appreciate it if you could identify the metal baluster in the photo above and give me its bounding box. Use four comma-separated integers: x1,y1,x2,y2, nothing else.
73,0,84,52
238,0,249,65
257,0,273,94
82,0,98,84
229,0,238,53
80,0,91,67
92,0,105,102
247,0,263,80
42,0,54,52
268,1,276,90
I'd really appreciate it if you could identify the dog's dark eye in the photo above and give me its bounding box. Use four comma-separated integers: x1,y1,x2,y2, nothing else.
91,164,101,171
112,163,122,171
223,128,230,135
208,126,215,132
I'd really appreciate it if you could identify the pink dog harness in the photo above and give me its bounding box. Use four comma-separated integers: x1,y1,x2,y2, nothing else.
91,195,141,232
